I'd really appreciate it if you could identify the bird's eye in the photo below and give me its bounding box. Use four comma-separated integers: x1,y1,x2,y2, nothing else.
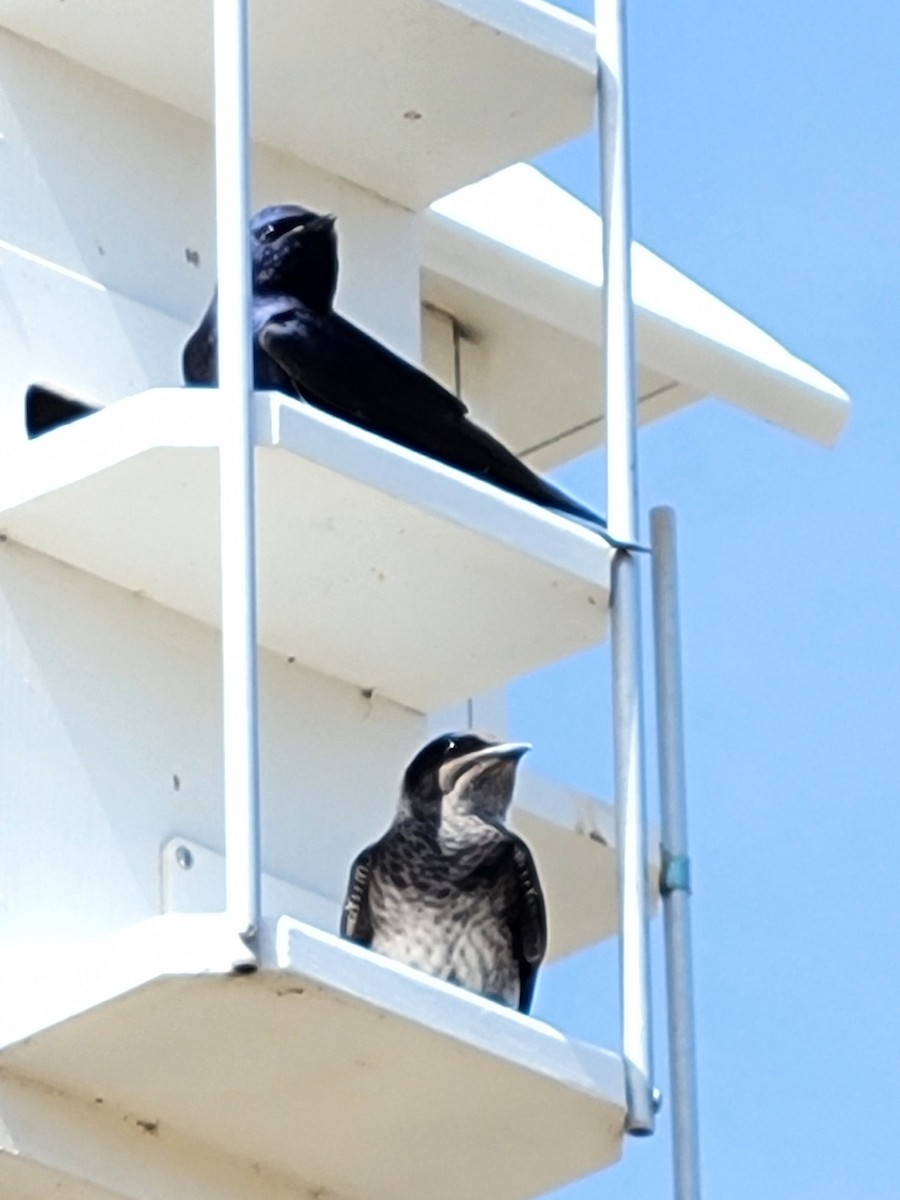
262,223,276,241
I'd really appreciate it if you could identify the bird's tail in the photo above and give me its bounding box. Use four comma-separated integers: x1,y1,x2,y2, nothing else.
539,480,608,530
26,383,99,438
547,490,643,550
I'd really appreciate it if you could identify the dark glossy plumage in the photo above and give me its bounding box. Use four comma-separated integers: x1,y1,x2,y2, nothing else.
183,204,338,393
184,203,611,532
25,203,613,534
341,732,546,1013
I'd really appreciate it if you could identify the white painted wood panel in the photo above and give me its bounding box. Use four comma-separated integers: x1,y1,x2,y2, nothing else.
0,0,596,208
0,533,622,964
0,390,611,711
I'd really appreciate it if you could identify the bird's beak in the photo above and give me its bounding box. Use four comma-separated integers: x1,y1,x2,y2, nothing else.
439,741,531,792
305,213,337,234
482,741,532,763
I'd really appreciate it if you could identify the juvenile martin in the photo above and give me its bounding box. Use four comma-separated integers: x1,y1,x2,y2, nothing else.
341,732,547,1013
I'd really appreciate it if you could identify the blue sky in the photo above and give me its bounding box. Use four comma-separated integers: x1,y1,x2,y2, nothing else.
513,2,900,1196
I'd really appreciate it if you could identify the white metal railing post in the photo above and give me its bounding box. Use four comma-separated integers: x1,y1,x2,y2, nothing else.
213,0,262,967
651,507,702,1198
594,0,656,1133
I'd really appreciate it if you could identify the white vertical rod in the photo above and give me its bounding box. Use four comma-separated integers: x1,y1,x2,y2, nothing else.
452,315,477,734
595,0,656,1133
651,507,701,1199
213,0,261,967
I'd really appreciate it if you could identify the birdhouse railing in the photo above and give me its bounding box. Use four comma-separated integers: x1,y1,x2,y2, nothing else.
207,0,664,1156
213,0,263,968
595,0,656,1136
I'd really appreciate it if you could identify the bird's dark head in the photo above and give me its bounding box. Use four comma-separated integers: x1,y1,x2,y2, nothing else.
400,732,530,823
250,203,338,312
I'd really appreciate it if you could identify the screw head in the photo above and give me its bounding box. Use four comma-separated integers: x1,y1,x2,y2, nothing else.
174,845,194,870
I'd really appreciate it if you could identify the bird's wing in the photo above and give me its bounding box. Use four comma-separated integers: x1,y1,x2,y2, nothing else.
340,845,376,946
182,292,307,393
258,307,608,529
509,837,547,1014
259,306,468,430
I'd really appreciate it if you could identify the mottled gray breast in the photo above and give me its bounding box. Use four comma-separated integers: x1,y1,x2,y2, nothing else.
367,818,523,1007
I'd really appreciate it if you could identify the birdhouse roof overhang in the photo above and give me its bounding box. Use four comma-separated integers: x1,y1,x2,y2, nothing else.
421,165,850,467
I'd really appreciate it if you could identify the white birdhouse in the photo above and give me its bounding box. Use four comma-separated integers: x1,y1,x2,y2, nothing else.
0,3,848,1199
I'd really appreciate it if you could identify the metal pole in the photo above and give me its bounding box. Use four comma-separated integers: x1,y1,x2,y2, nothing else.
213,0,261,967
595,0,655,1134
651,507,701,1199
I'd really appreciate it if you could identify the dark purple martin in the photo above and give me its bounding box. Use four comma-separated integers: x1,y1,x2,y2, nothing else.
341,732,547,1013
28,201,617,538
25,206,335,438
183,203,617,536
183,204,339,395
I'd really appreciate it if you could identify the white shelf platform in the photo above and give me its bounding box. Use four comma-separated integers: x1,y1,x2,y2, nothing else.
0,915,626,1200
0,0,595,209
0,388,610,712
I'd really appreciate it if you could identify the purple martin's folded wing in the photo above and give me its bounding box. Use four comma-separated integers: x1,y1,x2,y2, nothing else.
510,838,547,1014
259,306,610,532
340,844,376,946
